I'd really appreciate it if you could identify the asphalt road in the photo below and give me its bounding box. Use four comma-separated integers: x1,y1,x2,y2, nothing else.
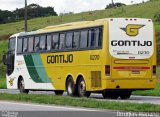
0,101,102,111
0,101,118,117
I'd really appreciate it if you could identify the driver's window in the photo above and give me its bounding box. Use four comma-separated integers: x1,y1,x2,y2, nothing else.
9,37,16,51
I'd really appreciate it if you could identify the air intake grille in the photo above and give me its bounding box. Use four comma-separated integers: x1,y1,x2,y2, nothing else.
91,71,101,88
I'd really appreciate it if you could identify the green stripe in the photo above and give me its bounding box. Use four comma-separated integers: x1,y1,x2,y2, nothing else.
24,55,43,83
32,55,51,83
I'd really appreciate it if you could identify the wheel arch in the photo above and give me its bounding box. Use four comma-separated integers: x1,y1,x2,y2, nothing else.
65,74,74,87
75,74,87,89
17,75,23,89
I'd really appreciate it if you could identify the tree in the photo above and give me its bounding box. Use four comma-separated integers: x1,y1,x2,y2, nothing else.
0,3,57,24
105,2,126,9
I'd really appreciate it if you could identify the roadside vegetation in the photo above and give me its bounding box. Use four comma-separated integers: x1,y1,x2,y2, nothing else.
133,68,160,96
0,41,8,89
133,83,160,96
0,93,160,112
0,0,160,37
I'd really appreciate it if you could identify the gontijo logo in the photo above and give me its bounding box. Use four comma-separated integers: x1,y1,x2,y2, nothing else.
121,24,145,36
111,24,152,47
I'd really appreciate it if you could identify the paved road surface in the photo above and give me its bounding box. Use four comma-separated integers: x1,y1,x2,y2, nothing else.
0,101,159,117
0,101,103,111
0,101,117,117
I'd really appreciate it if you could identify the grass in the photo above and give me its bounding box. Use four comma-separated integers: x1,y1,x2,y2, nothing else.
0,0,160,37
0,78,6,89
132,67,160,96
0,41,8,89
156,66,160,75
155,22,160,32
133,83,160,96
0,93,160,112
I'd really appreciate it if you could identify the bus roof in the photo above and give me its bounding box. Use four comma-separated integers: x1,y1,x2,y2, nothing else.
10,18,152,38
11,18,108,38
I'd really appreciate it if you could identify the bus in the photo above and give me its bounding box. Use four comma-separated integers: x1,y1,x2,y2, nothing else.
3,18,157,99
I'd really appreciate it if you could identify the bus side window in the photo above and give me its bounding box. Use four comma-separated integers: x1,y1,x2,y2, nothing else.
88,29,95,48
52,34,59,50
40,35,46,51
28,37,34,52
80,30,88,49
98,28,102,47
59,33,65,50
47,35,51,51
95,28,102,47
34,36,40,52
23,38,28,52
66,32,73,49
17,38,23,53
73,32,80,49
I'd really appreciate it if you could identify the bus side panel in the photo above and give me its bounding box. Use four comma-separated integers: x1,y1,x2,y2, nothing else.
40,22,108,91
41,50,104,91
12,55,55,90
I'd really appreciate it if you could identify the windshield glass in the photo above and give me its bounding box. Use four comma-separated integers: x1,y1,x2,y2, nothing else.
9,37,16,51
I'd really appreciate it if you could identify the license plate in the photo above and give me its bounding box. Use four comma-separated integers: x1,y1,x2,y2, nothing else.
132,70,140,74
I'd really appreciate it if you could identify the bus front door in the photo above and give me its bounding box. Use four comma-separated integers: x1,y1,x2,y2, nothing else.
7,38,16,76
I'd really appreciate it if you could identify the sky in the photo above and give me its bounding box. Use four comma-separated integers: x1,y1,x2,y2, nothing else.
0,0,149,14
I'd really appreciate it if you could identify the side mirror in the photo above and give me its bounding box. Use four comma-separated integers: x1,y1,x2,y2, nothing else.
2,54,7,65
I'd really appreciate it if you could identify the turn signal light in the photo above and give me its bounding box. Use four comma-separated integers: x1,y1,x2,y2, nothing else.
153,66,156,75
105,65,110,76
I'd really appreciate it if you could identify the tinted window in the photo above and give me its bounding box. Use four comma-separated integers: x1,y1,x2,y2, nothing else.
28,37,34,52
95,28,102,47
59,33,65,50
23,38,28,52
34,36,40,52
9,38,16,51
73,32,80,49
17,38,23,53
66,32,73,49
40,35,46,51
52,34,59,50
89,29,95,48
80,30,88,48
98,28,102,47
47,35,51,51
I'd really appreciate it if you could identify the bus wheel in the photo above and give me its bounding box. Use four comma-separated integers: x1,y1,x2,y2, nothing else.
66,76,75,96
19,78,29,94
77,78,91,97
119,91,132,99
102,90,119,99
54,90,64,96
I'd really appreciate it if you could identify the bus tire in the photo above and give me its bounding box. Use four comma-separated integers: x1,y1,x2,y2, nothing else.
18,78,29,94
66,76,75,96
77,78,91,97
119,91,132,99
